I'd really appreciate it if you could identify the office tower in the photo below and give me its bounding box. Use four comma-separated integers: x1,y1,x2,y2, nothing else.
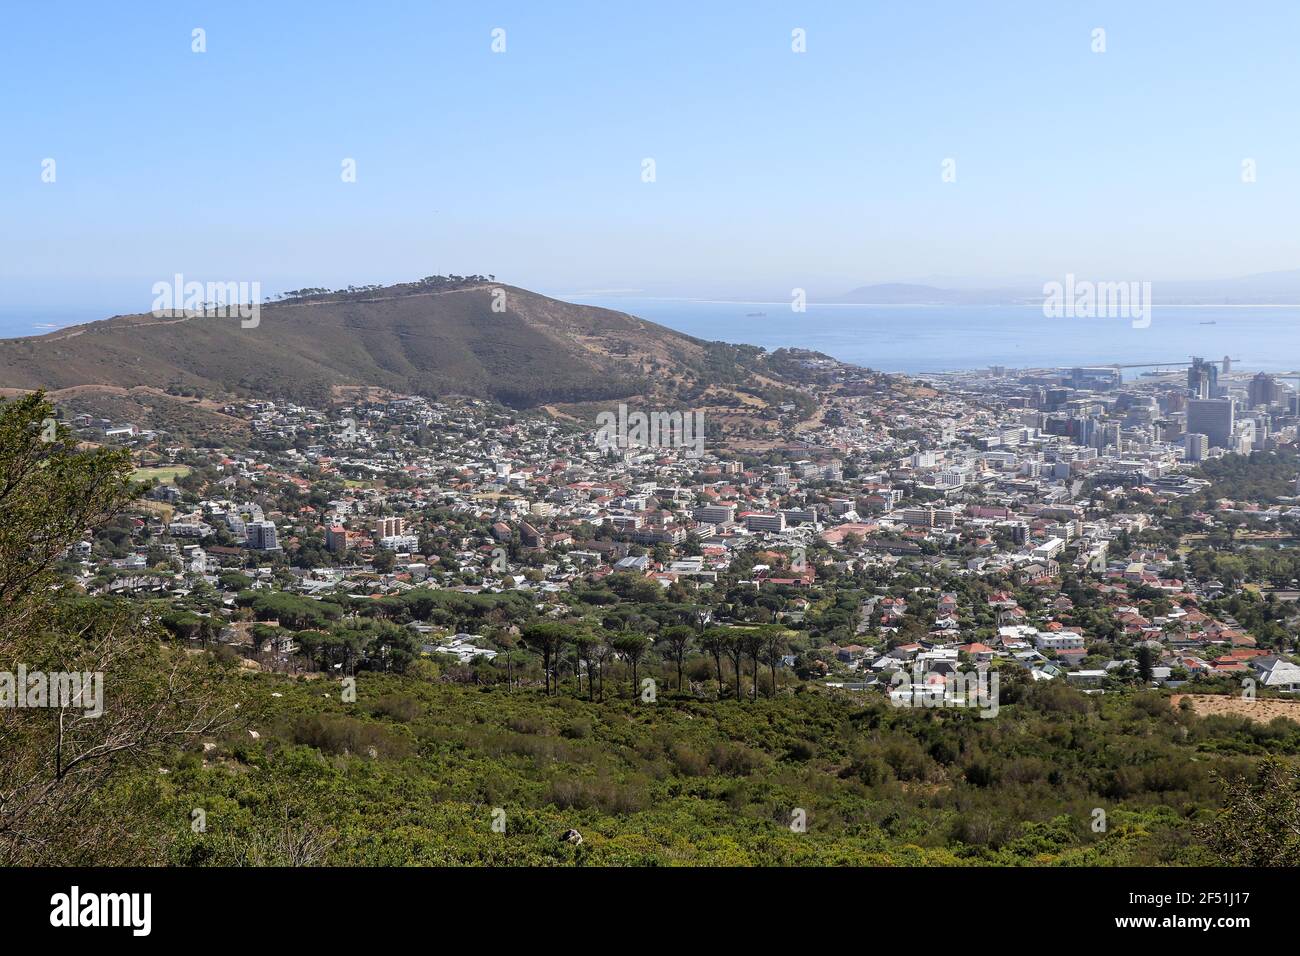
1233,419,1256,455
692,504,735,525
1249,372,1279,409
1252,413,1271,444
1188,357,1218,400
1187,398,1234,449
1184,433,1208,462
743,512,786,533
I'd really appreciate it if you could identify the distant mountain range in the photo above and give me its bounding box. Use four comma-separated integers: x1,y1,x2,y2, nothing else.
825,283,1025,305
826,269,1300,305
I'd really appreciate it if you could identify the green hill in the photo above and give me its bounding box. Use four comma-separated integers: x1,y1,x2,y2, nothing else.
0,278,756,411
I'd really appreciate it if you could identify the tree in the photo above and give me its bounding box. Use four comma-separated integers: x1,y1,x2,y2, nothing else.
1135,645,1155,684
741,630,765,701
722,631,746,701
611,633,652,700
485,626,518,689
572,632,598,701
760,627,787,697
0,393,236,865
521,622,567,695
251,623,279,657
1199,757,1300,865
360,619,419,674
293,629,332,671
660,625,693,692
591,636,615,702
699,628,728,698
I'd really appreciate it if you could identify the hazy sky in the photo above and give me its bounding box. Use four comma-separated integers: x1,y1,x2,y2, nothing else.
4,0,1299,310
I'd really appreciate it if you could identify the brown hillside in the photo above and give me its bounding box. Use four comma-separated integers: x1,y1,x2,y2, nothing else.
0,282,710,410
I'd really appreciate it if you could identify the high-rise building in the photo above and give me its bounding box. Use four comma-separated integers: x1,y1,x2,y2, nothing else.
1187,398,1234,449
1232,420,1256,455
1184,432,1208,462
374,516,405,538
743,512,786,533
1188,357,1218,400
246,520,280,551
1249,372,1279,409
692,504,735,525
325,525,348,553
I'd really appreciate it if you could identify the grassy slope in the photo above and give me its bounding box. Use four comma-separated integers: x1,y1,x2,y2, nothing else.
95,672,1300,867
0,285,704,410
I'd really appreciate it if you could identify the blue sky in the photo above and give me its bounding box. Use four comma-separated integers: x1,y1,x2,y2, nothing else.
3,0,1298,311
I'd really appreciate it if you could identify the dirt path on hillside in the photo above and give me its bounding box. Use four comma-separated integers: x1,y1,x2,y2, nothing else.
1171,694,1300,723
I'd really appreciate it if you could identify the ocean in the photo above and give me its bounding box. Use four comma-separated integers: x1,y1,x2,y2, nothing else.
3,298,1296,378
0,308,110,339
572,298,1300,378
